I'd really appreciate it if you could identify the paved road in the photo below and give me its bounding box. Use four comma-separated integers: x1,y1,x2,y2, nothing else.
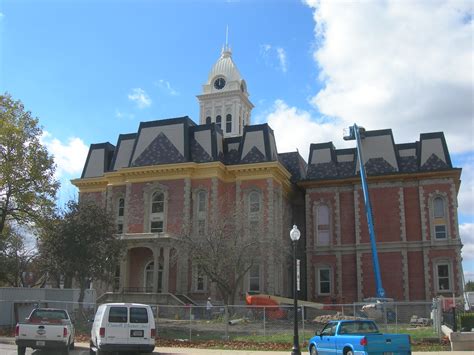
1,340,472,355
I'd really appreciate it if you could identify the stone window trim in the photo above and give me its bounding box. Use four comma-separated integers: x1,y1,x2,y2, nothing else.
192,188,209,236
315,264,333,296
312,200,333,247
244,188,262,220
428,192,450,240
433,259,453,293
143,183,169,234
247,262,262,293
192,263,208,292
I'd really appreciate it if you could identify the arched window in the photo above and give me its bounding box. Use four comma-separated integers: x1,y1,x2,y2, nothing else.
117,198,125,234
196,190,207,236
226,114,232,133
248,191,261,235
216,115,222,129
206,116,211,124
432,196,447,239
249,191,260,214
434,197,445,218
150,192,164,233
315,204,330,246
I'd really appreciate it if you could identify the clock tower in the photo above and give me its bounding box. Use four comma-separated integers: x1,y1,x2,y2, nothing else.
197,45,254,137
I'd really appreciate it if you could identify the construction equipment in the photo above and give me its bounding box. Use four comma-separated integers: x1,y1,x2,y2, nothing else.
344,124,386,299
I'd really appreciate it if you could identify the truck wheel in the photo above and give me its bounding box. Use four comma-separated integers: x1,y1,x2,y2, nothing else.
17,346,26,355
346,351,354,355
310,345,318,355
69,339,75,349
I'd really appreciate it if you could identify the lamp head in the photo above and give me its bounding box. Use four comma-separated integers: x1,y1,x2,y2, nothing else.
290,225,301,241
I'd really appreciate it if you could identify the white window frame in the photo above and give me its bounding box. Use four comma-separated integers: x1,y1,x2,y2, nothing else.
247,190,261,236
314,203,331,246
248,264,261,293
192,264,208,292
195,189,208,236
434,261,452,293
116,197,125,234
316,266,332,296
143,183,169,234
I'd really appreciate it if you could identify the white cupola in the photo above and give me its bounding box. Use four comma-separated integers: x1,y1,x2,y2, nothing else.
197,45,254,137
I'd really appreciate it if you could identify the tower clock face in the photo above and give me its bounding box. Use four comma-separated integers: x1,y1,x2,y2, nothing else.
214,78,226,90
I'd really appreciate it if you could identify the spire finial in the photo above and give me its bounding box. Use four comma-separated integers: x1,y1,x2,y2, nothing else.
225,25,229,50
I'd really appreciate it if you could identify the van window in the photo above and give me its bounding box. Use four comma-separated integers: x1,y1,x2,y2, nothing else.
109,307,127,323
130,307,148,323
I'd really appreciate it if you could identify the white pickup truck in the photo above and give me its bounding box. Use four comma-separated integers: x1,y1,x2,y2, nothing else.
15,308,75,355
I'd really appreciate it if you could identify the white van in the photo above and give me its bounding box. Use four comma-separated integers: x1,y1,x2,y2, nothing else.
90,303,155,354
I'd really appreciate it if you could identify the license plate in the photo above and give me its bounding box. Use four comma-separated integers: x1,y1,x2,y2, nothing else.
36,340,45,346
131,330,144,337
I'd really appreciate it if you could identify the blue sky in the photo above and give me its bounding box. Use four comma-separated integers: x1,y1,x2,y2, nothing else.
1,0,473,283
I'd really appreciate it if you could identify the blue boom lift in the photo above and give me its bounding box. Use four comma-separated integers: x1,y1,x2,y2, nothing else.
344,124,386,299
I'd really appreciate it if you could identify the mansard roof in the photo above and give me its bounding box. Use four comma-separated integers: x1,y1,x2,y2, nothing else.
80,118,280,178
80,119,457,183
305,129,455,181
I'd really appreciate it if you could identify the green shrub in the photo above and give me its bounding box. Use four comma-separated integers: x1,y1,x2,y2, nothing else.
459,313,474,331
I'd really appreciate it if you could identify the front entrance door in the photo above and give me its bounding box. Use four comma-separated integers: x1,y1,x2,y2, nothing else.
144,261,163,292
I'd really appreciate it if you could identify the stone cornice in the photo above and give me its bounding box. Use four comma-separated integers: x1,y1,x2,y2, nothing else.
71,161,292,194
307,239,464,254
196,90,254,108
298,169,462,192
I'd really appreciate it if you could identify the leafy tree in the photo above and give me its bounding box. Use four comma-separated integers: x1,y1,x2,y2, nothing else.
178,199,285,305
0,93,59,235
0,223,38,287
465,281,474,292
38,200,124,307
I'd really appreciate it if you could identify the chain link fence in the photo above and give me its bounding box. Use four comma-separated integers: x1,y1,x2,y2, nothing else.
1,299,441,342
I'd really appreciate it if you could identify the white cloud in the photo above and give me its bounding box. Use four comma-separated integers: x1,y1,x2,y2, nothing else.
154,79,179,96
260,44,289,73
265,99,347,161
128,88,151,109
460,223,474,261
276,47,287,73
304,0,473,154
457,155,474,217
41,131,89,177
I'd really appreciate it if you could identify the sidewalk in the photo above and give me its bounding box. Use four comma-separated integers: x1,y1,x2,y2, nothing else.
0,338,471,354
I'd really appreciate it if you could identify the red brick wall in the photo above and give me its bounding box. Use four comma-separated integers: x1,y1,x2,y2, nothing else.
340,191,355,245
80,191,104,207
128,183,146,233
371,187,400,243
128,247,153,288
404,187,422,241
341,254,357,302
408,251,425,300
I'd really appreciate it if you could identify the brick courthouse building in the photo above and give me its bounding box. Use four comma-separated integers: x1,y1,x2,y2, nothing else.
72,47,464,303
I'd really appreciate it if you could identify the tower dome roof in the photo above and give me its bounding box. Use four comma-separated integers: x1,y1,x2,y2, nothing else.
207,48,243,84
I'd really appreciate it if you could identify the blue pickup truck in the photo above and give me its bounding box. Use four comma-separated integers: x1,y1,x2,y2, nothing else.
308,320,411,355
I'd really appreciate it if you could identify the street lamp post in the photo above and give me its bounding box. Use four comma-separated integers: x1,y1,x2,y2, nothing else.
290,225,301,355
